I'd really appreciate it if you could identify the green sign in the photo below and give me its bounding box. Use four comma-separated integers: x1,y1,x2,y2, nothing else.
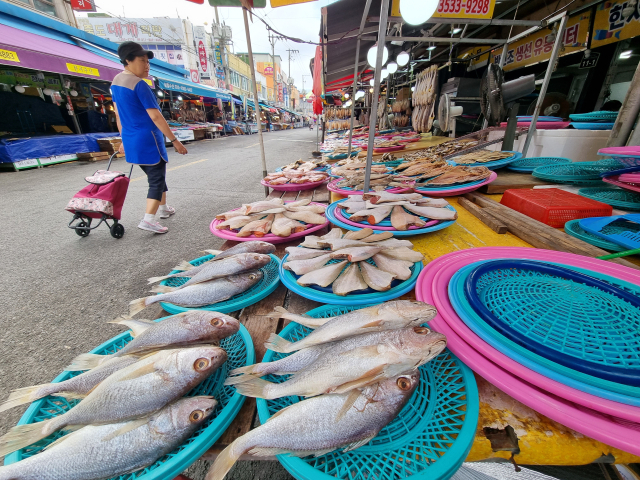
0,69,16,85
208,0,266,7
44,76,62,91
14,71,44,88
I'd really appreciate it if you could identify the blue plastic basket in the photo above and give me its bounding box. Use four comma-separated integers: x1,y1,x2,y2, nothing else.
325,151,360,160
507,157,571,173
570,111,618,122
448,263,640,403
464,260,640,386
159,254,281,315
571,122,615,130
599,165,640,178
256,304,479,480
3,318,255,479
518,115,563,122
580,215,640,249
564,219,625,252
578,187,640,210
447,151,522,170
325,203,456,237
449,261,640,406
279,252,422,305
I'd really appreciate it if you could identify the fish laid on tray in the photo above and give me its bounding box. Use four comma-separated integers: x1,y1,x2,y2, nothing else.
215,199,327,238
281,159,327,173
283,228,426,295
450,149,513,164
264,171,329,185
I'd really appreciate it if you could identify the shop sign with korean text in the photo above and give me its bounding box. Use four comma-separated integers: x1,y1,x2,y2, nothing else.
14,71,44,88
71,0,96,12
592,0,640,47
391,0,495,19
0,69,16,85
76,17,185,44
194,26,211,79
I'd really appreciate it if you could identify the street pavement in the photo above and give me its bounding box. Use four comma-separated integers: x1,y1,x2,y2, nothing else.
0,127,320,479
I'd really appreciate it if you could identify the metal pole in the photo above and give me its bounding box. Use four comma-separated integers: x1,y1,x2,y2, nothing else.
242,8,269,197
59,74,82,134
347,0,374,158
482,39,509,130
270,35,278,107
364,0,390,193
606,59,640,147
522,13,568,157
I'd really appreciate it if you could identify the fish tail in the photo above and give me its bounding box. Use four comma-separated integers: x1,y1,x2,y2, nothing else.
173,260,195,271
266,306,288,319
66,353,106,371
146,275,170,284
223,374,259,386
0,420,53,457
228,364,261,377
204,249,222,258
264,333,293,353
232,377,272,399
0,383,57,413
149,285,175,294
205,439,242,480
129,297,150,317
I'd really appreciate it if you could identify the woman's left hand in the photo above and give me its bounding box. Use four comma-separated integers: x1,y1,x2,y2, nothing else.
173,140,188,155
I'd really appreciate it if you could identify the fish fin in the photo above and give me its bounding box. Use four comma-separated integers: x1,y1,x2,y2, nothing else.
335,389,362,422
223,374,259,386
173,260,195,271
360,319,384,328
107,317,154,338
128,297,149,317
54,391,88,401
232,377,272,399
266,306,288,319
341,434,376,452
204,249,222,257
0,384,54,413
66,353,106,371
264,333,293,353
118,362,156,382
149,285,174,294
330,365,386,395
0,420,52,457
229,364,260,376
146,275,170,284
204,440,241,480
102,417,149,442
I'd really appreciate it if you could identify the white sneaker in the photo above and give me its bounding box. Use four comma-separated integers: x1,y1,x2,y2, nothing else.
158,205,176,219
138,220,168,234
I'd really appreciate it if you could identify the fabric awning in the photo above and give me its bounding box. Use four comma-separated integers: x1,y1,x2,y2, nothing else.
0,23,123,81
231,95,243,105
156,76,232,101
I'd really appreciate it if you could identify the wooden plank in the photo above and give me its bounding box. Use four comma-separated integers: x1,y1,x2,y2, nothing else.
296,188,315,202
279,292,322,331
312,183,330,203
266,189,284,201
282,190,299,202
478,170,552,194
457,197,507,234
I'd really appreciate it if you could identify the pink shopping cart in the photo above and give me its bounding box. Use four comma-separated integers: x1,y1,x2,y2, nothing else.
66,153,133,238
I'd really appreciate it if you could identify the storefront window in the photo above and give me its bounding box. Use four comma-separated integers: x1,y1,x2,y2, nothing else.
17,0,57,16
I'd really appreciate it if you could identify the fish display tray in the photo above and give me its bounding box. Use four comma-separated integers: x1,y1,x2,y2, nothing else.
599,147,640,168
159,253,281,315
507,156,571,173
325,151,360,160
325,203,456,237
564,219,625,252
571,122,615,130
3,319,255,479
533,162,620,182
569,111,618,122
276,166,329,173
373,145,406,153
210,203,330,244
415,249,640,448
261,178,328,192
326,179,411,196
336,205,439,231
499,188,612,228
413,172,498,197
256,304,479,480
279,253,423,305
462,260,640,386
578,187,640,210
447,151,521,170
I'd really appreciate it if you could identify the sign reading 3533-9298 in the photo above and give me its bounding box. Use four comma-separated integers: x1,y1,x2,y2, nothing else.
391,0,495,19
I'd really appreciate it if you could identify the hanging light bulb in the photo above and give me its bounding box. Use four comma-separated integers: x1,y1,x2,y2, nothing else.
427,44,436,51
70,90,78,97
15,85,25,93
42,88,54,96
400,0,439,26
411,86,415,92
381,68,389,80
345,92,350,98
387,62,398,74
178,95,183,100
369,87,374,93
356,90,365,99
370,78,375,86
367,43,389,67
396,51,410,66
157,90,164,97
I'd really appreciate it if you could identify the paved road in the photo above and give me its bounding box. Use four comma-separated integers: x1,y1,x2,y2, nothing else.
0,128,319,478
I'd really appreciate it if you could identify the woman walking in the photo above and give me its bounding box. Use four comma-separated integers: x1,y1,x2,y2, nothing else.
112,41,187,234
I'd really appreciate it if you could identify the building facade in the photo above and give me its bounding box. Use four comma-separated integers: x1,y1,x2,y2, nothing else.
5,0,75,25
237,52,282,105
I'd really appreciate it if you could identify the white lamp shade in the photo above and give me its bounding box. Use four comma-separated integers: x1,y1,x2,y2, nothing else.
387,62,398,74
70,90,78,97
370,78,375,86
356,90,365,99
400,0,439,26
381,68,389,79
43,88,54,96
157,90,164,97
345,93,350,98
411,86,415,92
367,43,388,67
397,51,410,66
15,86,25,93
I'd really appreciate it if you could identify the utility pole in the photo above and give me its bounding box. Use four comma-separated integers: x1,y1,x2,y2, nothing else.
285,48,299,80
268,34,284,106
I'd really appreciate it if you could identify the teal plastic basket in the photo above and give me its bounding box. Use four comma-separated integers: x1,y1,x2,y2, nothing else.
533,162,620,182
570,111,618,122
508,157,571,173
159,254,281,314
564,219,625,252
256,304,479,480
4,318,255,480
578,187,640,210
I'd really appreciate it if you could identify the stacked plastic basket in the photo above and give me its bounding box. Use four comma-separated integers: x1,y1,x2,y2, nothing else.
569,111,618,130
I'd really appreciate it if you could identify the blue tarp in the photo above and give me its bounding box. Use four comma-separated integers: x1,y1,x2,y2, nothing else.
0,133,117,163
232,97,243,105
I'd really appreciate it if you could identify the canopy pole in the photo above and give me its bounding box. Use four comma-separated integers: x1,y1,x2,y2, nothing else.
522,12,568,157
242,8,269,197
59,74,82,134
364,0,390,193
347,0,374,158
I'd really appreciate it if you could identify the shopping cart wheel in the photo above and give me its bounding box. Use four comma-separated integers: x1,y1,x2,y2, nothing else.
110,222,125,239
75,221,90,237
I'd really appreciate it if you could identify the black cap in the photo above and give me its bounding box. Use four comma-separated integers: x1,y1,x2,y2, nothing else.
117,41,154,65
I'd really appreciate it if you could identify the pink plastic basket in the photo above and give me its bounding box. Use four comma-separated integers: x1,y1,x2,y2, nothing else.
210,202,329,244
373,145,406,153
603,175,640,193
413,172,497,197
598,146,640,167
261,177,328,192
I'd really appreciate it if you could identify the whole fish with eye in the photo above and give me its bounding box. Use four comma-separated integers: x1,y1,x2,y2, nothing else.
205,373,420,480
176,253,272,289
0,347,227,457
231,327,444,399
265,300,438,353
130,271,263,316
66,311,239,371
0,397,217,480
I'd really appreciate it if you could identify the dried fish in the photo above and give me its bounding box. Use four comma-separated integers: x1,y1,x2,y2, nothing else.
332,263,369,296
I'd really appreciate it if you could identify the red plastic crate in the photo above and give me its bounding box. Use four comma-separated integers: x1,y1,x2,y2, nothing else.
500,188,612,228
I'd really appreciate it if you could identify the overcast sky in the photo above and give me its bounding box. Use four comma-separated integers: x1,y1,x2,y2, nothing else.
79,0,340,93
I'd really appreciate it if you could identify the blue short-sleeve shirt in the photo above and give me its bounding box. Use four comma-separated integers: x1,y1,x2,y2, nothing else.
111,71,168,165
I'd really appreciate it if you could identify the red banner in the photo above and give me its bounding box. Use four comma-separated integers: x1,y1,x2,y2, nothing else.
71,0,96,11
312,45,323,115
